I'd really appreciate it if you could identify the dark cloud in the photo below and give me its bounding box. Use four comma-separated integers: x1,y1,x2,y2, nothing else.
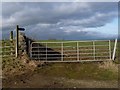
1,2,118,40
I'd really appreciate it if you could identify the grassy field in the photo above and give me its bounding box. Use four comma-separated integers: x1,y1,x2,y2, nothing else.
35,62,118,80
1,39,119,63
1,39,119,88
34,39,119,80
1,39,119,66
37,40,114,46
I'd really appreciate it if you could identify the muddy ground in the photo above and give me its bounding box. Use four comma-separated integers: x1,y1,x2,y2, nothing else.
2,62,119,88
2,71,118,88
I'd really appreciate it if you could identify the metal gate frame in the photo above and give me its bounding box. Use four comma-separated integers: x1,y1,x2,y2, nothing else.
29,39,117,62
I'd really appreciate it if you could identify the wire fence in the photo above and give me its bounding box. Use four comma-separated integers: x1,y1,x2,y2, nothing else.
0,40,15,58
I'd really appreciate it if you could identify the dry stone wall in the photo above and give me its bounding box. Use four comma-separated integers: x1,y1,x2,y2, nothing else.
19,32,27,55
18,32,34,57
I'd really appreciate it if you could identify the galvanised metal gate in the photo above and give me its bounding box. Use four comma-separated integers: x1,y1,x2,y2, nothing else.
30,40,113,62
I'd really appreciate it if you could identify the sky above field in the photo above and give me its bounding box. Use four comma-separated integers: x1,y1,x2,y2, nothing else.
1,2,118,40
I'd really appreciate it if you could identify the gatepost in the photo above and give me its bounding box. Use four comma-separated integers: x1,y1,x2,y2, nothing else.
15,25,25,57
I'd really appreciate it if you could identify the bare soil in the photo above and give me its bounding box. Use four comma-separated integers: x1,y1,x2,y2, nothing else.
2,63,119,88
2,54,119,88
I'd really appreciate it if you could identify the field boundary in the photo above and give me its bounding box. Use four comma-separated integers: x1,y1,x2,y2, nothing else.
0,40,15,58
30,40,115,62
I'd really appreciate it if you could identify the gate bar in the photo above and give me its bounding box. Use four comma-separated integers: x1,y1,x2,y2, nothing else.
109,40,111,60
93,41,95,60
31,40,110,44
77,42,79,61
46,43,47,61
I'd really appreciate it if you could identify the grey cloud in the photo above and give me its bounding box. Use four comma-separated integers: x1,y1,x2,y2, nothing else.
1,2,118,40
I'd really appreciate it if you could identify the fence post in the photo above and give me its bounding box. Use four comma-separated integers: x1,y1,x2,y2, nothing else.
112,39,117,60
3,40,5,57
109,40,111,60
10,31,13,41
30,42,32,59
93,41,95,60
16,25,19,57
77,42,79,61
28,40,31,57
4,41,6,57
10,31,13,56
10,40,13,56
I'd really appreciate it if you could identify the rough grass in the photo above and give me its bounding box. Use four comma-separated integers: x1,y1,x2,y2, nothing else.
2,54,37,78
99,61,118,73
35,62,118,81
1,40,119,82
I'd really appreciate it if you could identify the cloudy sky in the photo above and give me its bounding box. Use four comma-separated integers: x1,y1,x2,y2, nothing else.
1,2,118,40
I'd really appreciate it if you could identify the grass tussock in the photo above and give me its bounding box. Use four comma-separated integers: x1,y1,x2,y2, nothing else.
98,61,118,73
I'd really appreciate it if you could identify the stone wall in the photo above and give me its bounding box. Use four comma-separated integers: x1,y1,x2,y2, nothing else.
18,32,34,56
19,32,27,55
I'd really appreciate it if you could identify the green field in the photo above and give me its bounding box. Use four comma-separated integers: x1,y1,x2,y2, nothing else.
0,39,119,61
37,40,115,50
1,39,119,69
1,39,119,88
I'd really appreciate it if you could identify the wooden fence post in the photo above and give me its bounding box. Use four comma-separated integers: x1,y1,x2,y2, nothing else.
10,31,13,55
10,31,13,41
16,25,19,57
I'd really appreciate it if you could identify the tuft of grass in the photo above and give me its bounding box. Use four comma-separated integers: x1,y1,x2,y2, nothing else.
99,61,118,73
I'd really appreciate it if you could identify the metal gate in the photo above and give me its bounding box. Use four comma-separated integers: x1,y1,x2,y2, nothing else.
30,40,113,62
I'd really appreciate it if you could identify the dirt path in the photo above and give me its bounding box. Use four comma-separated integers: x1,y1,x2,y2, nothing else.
2,72,118,88
2,62,119,88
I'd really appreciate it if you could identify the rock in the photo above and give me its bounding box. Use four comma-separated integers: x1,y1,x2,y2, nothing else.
28,61,37,71
14,82,17,84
